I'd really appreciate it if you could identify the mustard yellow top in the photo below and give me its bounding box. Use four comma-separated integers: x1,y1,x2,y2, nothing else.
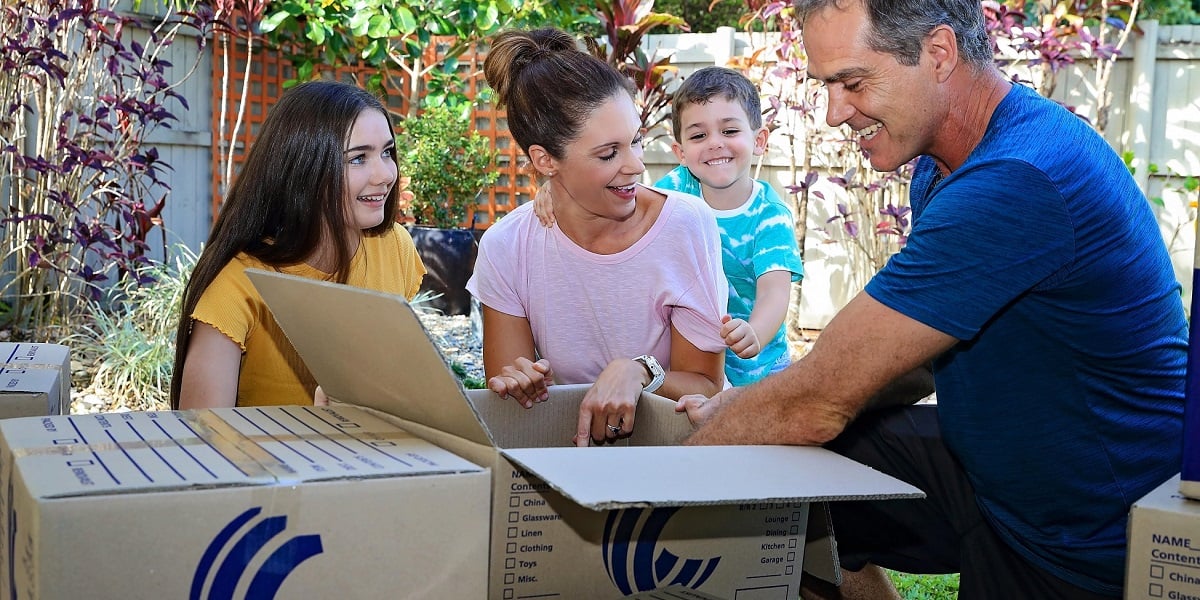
191,224,426,406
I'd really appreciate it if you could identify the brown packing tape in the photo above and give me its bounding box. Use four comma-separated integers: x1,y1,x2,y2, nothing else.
0,363,62,372
6,410,423,487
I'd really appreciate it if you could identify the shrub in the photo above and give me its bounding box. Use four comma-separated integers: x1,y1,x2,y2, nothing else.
397,105,498,228
0,0,208,338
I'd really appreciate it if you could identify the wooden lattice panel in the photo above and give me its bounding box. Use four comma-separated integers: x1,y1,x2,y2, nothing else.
209,36,532,231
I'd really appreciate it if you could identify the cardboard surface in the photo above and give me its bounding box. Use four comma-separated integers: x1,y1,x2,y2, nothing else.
1185,259,1200,496
468,385,692,448
248,269,925,599
243,269,493,447
504,445,924,510
1126,474,1200,600
0,343,70,419
0,405,490,599
627,586,730,599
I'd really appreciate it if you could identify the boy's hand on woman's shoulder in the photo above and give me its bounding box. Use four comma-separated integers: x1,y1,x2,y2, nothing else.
532,181,556,228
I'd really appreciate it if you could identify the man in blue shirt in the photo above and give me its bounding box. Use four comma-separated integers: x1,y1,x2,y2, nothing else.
684,0,1186,598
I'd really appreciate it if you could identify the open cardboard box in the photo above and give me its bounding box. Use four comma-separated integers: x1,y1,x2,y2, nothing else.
248,269,924,599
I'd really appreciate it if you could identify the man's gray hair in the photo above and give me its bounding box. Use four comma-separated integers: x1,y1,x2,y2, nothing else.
794,0,994,69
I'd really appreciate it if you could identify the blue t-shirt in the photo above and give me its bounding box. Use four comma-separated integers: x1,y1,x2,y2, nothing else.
866,83,1186,594
656,166,804,385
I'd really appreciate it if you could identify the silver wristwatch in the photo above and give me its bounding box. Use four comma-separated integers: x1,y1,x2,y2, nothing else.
633,355,666,394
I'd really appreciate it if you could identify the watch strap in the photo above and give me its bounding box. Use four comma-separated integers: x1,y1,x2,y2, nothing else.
633,355,665,394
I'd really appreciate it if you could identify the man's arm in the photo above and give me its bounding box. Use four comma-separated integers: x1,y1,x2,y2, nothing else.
866,364,935,410
686,292,956,446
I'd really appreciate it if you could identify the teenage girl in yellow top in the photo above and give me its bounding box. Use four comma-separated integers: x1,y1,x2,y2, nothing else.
170,81,426,409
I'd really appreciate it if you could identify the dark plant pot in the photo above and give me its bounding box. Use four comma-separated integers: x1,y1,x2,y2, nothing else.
407,226,481,316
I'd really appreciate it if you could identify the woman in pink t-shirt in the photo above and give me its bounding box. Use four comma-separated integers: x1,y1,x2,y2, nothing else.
468,27,729,447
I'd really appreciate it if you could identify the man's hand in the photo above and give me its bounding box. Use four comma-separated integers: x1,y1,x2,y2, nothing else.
676,387,739,427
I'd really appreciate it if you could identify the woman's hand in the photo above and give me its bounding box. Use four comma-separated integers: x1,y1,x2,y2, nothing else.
488,357,554,408
676,386,740,427
574,358,647,447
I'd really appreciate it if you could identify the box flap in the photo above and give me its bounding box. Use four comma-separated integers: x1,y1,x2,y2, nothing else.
502,445,924,510
1,405,483,499
246,269,493,447
466,386,693,448
803,501,843,585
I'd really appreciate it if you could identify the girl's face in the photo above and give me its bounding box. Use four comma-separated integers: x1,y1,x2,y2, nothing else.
342,108,397,233
551,93,646,220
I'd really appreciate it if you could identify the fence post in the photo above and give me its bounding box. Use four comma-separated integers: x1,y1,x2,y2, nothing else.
1124,19,1158,192
713,26,736,67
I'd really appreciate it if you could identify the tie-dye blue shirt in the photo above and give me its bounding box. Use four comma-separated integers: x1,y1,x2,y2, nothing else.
656,166,803,385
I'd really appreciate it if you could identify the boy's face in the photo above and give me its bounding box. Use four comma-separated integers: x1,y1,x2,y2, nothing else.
671,96,768,193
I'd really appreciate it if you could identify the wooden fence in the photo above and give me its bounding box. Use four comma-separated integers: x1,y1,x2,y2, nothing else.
163,24,1200,327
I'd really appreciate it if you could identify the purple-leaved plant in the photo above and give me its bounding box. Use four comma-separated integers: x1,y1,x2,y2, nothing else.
0,0,210,337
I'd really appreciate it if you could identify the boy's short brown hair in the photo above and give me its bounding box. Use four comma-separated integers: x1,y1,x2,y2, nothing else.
670,66,763,142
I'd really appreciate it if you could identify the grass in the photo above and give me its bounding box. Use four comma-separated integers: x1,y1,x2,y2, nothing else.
888,570,960,599
70,245,197,411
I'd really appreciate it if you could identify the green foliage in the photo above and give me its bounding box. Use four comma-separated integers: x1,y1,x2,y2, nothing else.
586,0,690,143
259,0,583,114
887,570,960,599
410,289,445,315
451,362,486,390
70,246,198,412
1142,0,1200,24
654,0,746,32
1122,151,1199,208
398,105,499,228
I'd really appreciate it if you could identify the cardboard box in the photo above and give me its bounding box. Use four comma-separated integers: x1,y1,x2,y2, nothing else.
248,269,925,600
628,586,730,599
1126,474,1200,600
1184,249,1200,498
0,404,491,599
0,343,70,419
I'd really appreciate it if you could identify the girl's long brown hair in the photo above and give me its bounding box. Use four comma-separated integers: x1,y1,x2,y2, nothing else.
169,81,398,408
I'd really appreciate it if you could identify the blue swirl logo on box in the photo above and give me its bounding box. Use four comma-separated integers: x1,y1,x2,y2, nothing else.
602,507,722,594
190,507,324,600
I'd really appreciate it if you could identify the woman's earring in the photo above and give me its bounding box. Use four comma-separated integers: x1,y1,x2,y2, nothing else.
547,171,556,178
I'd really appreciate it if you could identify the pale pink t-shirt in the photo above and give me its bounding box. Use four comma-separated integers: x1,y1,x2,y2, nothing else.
467,187,728,385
